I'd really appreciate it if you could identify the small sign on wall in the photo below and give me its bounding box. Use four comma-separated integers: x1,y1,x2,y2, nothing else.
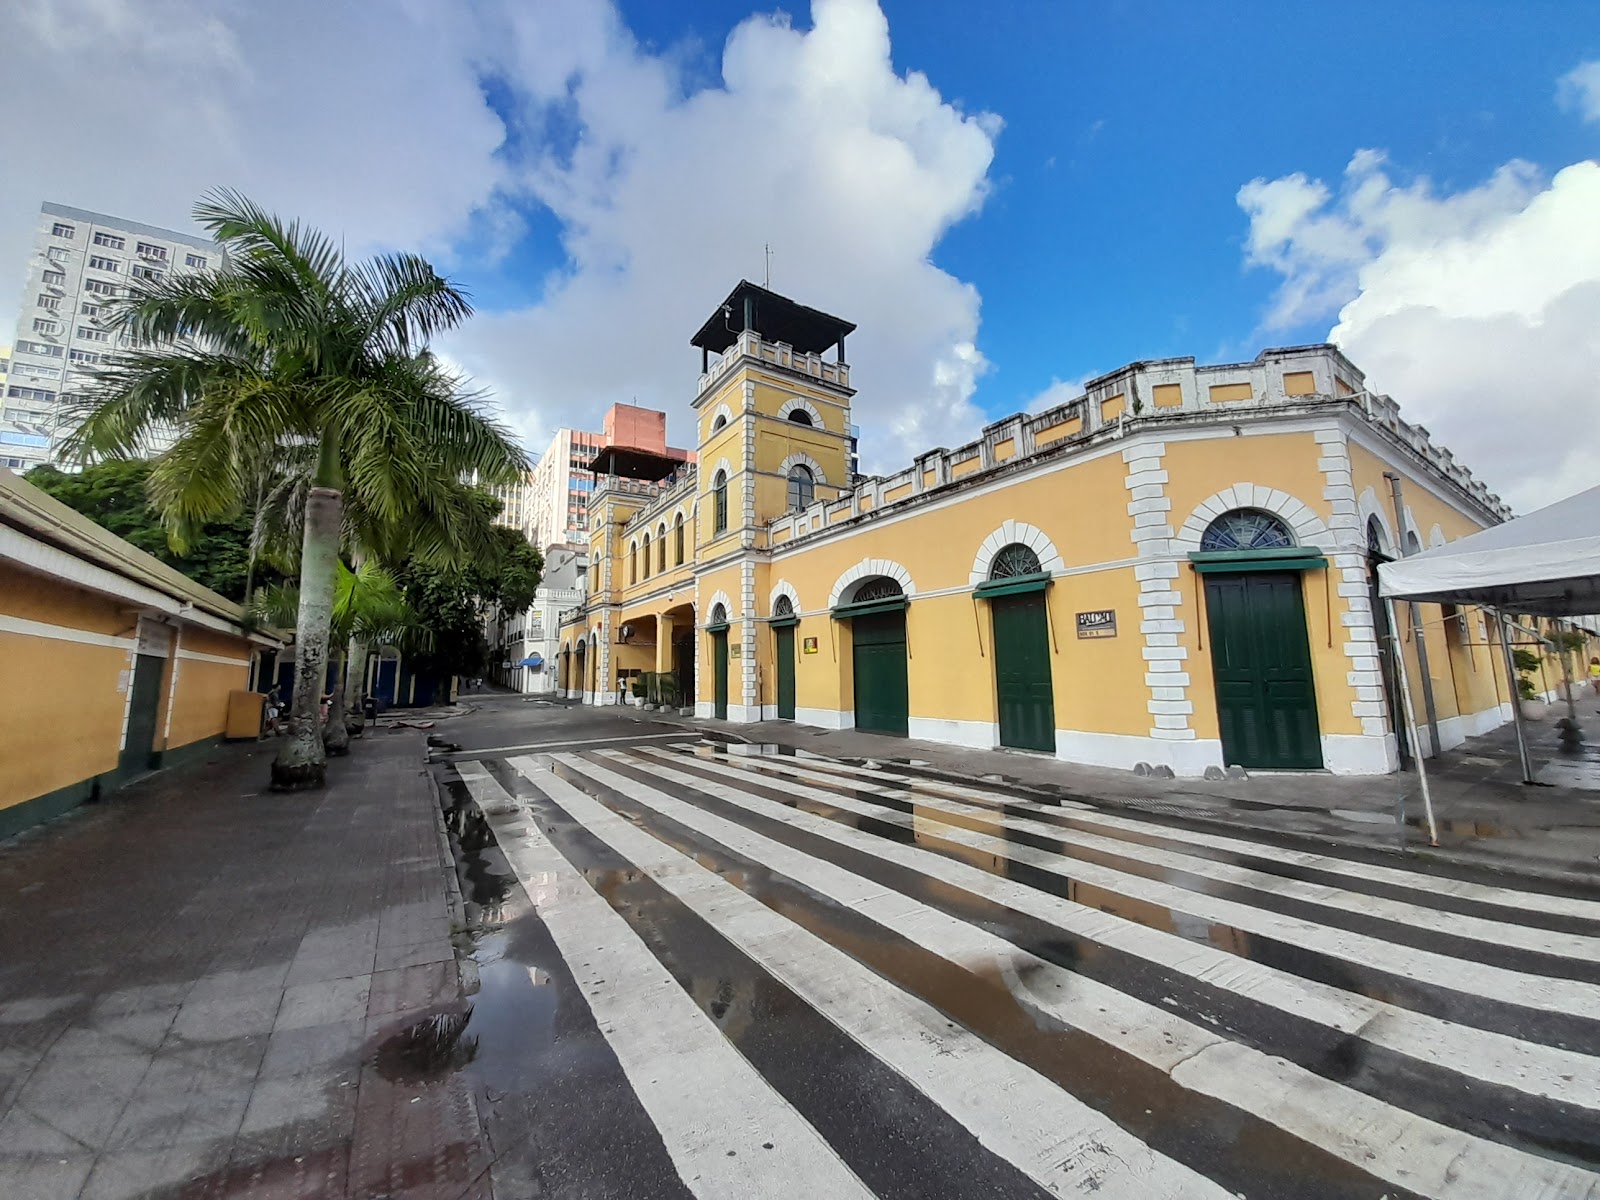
731,643,743,659
803,637,819,654
1076,609,1117,639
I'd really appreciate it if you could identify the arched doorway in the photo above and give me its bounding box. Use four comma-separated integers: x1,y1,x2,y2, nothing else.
772,595,798,720
840,577,908,736
574,639,588,702
984,543,1054,751
707,603,730,719
1199,509,1322,769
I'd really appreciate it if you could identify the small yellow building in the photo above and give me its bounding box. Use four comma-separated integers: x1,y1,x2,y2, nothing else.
0,469,281,836
558,282,1522,776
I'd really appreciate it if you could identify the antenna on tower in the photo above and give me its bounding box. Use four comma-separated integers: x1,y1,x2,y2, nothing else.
763,243,772,288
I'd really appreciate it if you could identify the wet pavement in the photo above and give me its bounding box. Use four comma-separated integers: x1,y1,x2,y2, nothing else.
0,731,485,1200
10,693,1600,1197
421,697,1600,1197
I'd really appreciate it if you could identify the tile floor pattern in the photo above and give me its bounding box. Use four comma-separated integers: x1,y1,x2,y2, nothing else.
0,735,486,1200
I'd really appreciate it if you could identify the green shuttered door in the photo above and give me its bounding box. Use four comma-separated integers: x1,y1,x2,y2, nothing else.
712,630,729,720
851,611,908,735
1204,573,1322,769
775,626,796,720
991,593,1054,751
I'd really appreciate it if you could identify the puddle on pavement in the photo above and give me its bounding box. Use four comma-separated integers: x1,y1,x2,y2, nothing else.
373,1008,479,1082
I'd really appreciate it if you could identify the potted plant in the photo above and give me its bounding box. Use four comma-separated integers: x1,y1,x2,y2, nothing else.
1512,648,1542,715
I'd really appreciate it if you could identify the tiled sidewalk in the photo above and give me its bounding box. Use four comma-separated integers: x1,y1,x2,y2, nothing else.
0,734,487,1200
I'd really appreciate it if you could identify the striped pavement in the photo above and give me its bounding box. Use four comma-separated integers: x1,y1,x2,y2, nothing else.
446,742,1600,1199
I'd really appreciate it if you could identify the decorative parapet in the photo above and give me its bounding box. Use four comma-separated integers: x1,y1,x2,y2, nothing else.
697,329,850,398
766,343,1508,549
618,463,699,536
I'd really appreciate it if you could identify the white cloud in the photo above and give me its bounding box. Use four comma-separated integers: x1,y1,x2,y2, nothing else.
1557,60,1600,122
446,0,1000,470
0,0,513,341
1238,150,1600,513
1024,377,1084,414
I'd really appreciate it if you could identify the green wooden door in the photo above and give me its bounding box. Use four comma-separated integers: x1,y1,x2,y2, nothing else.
119,653,165,777
992,593,1054,751
712,630,729,720
1204,573,1322,769
851,611,908,735
775,626,796,720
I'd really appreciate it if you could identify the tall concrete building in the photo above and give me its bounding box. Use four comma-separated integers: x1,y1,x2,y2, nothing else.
1,202,223,471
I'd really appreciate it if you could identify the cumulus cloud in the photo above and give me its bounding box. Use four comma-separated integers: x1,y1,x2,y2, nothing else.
1024,378,1085,414
1238,150,1600,512
1557,60,1600,122
0,0,511,330
446,0,1000,469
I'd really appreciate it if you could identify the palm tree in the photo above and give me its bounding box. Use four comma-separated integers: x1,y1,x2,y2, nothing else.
65,190,527,789
253,559,411,755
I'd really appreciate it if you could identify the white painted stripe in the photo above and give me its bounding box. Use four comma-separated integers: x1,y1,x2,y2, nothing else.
660,753,1600,1020
454,732,687,757
768,751,1600,922
530,753,1229,1200
706,753,1600,961
576,751,1599,1200
177,647,250,667
629,747,1600,1112
0,612,135,650
454,761,871,1200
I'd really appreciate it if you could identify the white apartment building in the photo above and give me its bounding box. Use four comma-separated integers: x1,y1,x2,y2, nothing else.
1,202,223,471
522,426,605,551
487,545,588,694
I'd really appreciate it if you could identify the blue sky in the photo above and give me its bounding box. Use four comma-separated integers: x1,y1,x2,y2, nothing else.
2,0,1597,507
457,0,1599,433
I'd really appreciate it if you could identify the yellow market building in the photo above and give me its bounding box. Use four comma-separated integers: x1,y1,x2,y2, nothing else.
557,281,1523,777
0,469,282,836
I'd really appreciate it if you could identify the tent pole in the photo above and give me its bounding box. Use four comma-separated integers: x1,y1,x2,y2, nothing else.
1385,596,1438,847
1496,609,1536,785
1558,620,1579,727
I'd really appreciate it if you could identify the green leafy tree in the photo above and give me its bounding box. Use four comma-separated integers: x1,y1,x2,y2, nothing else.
25,460,285,602
64,190,526,790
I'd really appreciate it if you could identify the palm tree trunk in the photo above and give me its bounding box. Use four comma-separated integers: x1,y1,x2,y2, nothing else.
323,646,350,756
272,437,342,790
345,636,370,737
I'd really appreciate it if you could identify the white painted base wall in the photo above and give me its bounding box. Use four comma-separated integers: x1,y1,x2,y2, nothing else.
1321,734,1396,775
796,706,854,730
1054,729,1224,776
906,717,997,750
695,701,712,720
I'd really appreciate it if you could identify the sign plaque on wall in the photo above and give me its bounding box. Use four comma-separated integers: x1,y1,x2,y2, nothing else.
1075,609,1117,639
802,637,819,654
731,644,743,659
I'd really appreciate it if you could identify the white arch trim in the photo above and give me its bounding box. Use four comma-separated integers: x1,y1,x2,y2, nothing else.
709,402,733,431
828,558,916,608
709,457,734,483
969,521,1066,586
704,589,735,626
769,579,801,617
1172,483,1335,554
778,451,827,484
777,396,823,427
1428,523,1447,550
1356,486,1394,554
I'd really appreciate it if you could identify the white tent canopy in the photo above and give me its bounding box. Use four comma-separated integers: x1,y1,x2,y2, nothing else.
1378,484,1600,617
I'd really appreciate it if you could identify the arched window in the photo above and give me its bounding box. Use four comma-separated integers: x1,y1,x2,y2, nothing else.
629,541,638,584
1405,530,1423,557
713,470,729,533
989,543,1042,579
787,409,814,427
712,415,728,432
641,534,650,579
1199,508,1294,552
1365,516,1390,561
786,464,814,511
710,602,728,625
674,513,685,564
851,577,904,604
657,524,667,572
773,594,795,618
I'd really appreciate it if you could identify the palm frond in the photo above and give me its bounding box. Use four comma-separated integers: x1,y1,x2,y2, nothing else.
349,253,473,355
193,188,344,298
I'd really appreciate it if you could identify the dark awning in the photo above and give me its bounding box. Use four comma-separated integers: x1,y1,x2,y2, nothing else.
691,280,856,356
973,571,1053,599
1189,550,1328,574
586,445,686,482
